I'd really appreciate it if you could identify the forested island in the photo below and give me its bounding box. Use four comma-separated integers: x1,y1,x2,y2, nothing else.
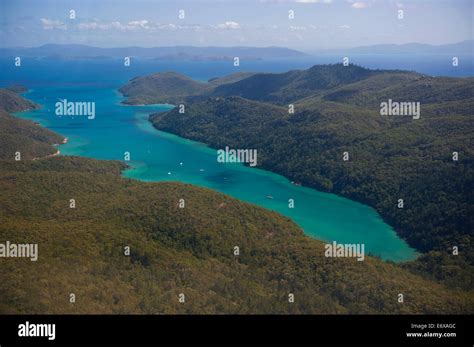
121,64,474,289
1,86,473,313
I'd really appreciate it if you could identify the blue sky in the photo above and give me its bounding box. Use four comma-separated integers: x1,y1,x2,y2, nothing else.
0,0,472,50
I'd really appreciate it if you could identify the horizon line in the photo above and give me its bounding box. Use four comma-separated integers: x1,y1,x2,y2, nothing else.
1,39,472,52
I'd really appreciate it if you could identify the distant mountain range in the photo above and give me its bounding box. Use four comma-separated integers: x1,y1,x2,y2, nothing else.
313,40,473,55
0,44,308,60
1,40,472,61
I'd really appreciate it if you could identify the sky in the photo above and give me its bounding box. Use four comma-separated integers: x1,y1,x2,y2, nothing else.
0,0,472,51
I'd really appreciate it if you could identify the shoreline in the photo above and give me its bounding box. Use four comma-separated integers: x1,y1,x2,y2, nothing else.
14,90,418,263
147,113,421,260
32,149,60,161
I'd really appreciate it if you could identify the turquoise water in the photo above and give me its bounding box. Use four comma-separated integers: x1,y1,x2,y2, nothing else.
1,58,424,261
16,83,418,262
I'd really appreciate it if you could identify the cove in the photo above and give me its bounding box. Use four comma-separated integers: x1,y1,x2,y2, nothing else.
16,84,418,262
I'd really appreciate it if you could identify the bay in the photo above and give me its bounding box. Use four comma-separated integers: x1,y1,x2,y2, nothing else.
2,58,421,261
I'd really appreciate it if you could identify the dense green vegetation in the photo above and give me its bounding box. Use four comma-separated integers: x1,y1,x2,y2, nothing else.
0,88,63,160
1,86,473,313
1,157,473,314
119,72,205,105
119,71,254,105
0,88,39,113
144,65,473,288
208,64,381,104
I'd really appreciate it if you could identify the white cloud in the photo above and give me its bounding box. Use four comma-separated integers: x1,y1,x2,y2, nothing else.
289,25,307,30
259,0,332,3
177,24,202,31
294,0,333,3
77,21,113,30
78,21,129,31
216,21,241,29
40,18,66,30
351,2,368,9
76,20,204,32
127,20,150,30
78,20,153,31
339,24,350,29
158,23,177,30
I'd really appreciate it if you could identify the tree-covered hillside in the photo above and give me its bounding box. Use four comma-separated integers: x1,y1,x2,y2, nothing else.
0,88,39,113
1,86,473,314
209,64,382,104
144,65,474,288
0,88,64,160
1,156,473,314
119,71,255,105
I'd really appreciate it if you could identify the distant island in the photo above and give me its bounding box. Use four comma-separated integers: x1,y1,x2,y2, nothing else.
0,44,308,61
1,40,472,61
310,40,474,55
